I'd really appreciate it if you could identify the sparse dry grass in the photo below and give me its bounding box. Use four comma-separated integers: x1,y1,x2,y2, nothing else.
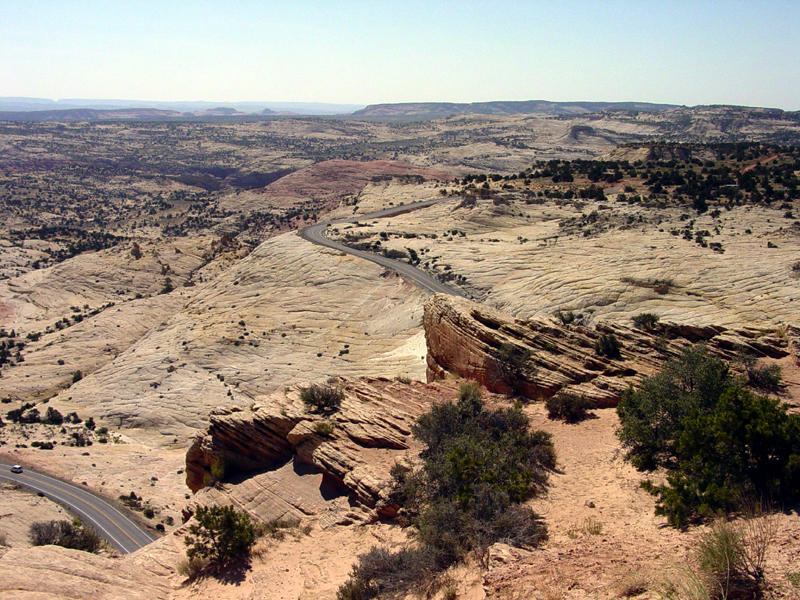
566,516,603,539
176,555,209,579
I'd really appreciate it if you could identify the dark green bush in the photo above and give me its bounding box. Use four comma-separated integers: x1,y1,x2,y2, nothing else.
545,393,594,423
631,313,660,331
28,519,103,553
619,345,800,526
300,383,344,414
185,505,256,565
740,354,782,392
43,407,63,425
617,345,730,470
22,408,41,424
491,342,532,396
340,389,554,598
594,333,621,359
554,310,575,325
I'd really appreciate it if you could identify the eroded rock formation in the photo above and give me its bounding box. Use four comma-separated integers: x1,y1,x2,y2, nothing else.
424,294,797,406
185,377,455,518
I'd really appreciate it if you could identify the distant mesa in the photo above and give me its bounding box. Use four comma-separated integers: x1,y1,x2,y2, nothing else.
197,106,246,116
0,107,186,123
0,98,364,120
352,100,681,119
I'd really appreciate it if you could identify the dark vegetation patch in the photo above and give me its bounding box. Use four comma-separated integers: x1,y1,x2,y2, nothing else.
617,345,800,526
545,392,595,423
338,382,554,599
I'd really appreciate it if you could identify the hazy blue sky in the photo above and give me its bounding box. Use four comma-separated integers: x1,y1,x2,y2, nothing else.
2,0,798,109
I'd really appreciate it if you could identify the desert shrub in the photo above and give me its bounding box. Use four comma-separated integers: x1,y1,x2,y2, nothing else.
554,309,575,325
652,506,777,599
0,531,7,546
337,545,442,600
631,312,660,331
176,555,209,578
747,362,782,391
184,505,256,565
739,354,782,392
300,383,344,414
617,345,731,470
697,519,747,592
84,416,95,430
594,333,621,359
28,519,103,553
313,420,335,436
695,512,776,600
567,516,602,539
340,390,554,598
201,458,227,488
254,517,302,540
9,406,41,424
458,381,482,404
72,370,83,384
545,393,594,423
491,342,532,396
71,430,91,447
620,345,800,526
394,373,411,384
22,408,41,423
43,407,63,425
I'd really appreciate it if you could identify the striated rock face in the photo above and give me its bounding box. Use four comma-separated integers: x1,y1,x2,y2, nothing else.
424,294,796,406
0,545,171,600
185,377,455,518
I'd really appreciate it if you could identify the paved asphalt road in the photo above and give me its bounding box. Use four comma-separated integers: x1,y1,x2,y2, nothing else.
0,462,158,554
300,197,466,297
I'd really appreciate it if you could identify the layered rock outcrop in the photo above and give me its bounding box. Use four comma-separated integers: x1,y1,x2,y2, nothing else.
185,377,456,518
424,294,797,406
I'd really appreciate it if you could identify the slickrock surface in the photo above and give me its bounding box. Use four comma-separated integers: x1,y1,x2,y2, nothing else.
0,293,188,402
0,236,208,331
185,377,460,520
0,544,172,600
53,232,430,443
424,293,797,405
338,195,800,329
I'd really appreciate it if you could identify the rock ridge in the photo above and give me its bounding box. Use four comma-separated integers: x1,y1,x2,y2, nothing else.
185,377,450,518
424,294,797,406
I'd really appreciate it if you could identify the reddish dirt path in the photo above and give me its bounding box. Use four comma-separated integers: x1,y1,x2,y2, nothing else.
741,153,781,173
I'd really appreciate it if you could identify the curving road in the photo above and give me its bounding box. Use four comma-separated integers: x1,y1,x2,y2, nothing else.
0,200,459,556
0,462,158,554
300,197,466,297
